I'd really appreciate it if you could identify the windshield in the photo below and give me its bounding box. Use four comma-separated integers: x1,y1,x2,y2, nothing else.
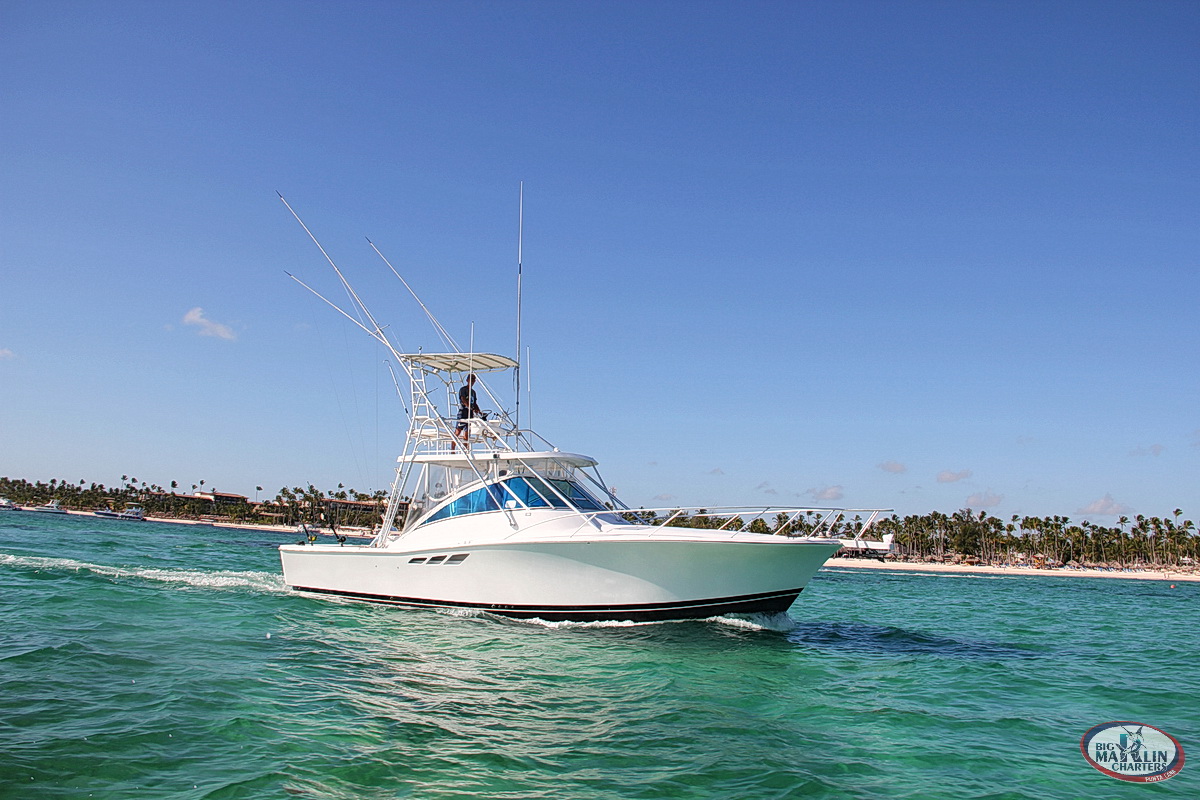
424,476,608,524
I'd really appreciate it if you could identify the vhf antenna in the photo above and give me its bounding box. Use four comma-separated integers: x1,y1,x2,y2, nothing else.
514,181,524,432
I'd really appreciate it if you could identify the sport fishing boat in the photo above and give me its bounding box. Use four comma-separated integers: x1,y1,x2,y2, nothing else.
280,351,889,621
276,195,890,621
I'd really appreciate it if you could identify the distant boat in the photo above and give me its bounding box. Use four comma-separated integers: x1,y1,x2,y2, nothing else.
30,500,69,514
96,504,146,521
0,497,18,511
837,533,896,559
118,504,146,521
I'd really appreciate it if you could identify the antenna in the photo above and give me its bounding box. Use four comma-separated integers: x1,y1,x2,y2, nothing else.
514,181,524,431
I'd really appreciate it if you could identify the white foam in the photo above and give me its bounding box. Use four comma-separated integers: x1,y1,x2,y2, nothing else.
502,611,798,631
0,552,288,593
706,612,798,632
511,616,666,629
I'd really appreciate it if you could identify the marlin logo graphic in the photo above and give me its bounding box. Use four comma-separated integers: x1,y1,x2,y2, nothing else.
1113,724,1142,762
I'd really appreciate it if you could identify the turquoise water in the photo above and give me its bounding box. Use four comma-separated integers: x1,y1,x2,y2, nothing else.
2,513,1196,799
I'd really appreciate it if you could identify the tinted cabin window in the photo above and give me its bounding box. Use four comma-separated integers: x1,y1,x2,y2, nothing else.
501,476,562,508
425,484,504,523
424,476,606,523
548,479,605,511
501,476,605,511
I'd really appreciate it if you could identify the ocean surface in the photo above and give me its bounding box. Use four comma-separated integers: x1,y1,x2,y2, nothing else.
2,512,1196,800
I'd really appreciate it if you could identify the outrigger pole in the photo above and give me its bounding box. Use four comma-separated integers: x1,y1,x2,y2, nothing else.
277,193,390,347
280,193,460,372
366,238,461,354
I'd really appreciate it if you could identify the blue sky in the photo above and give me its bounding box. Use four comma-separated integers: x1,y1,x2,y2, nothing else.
2,1,1196,521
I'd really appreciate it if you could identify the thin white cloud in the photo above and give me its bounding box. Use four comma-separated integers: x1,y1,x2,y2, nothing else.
878,461,906,474
0,348,14,360
965,491,1003,508
807,485,844,502
1078,494,1133,517
1130,444,1165,457
182,307,236,341
937,469,972,483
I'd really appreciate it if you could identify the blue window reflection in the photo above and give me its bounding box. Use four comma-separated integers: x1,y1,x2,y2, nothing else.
425,476,605,523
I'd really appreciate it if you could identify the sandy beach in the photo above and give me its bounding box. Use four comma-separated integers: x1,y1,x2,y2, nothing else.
41,508,300,534
47,509,377,537
36,509,1200,582
825,557,1200,583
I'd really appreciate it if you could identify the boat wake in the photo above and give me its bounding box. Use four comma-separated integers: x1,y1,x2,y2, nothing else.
0,552,288,594
706,611,798,632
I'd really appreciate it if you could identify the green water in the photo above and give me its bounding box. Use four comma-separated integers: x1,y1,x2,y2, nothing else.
1,512,1196,799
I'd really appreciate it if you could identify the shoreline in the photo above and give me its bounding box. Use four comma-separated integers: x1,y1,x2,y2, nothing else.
23,508,321,535
18,510,1198,582
824,557,1200,583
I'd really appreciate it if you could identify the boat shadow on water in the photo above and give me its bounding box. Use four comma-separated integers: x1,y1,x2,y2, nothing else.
783,620,1040,661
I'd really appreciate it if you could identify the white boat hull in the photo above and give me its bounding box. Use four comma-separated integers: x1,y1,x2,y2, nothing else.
280,535,840,621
